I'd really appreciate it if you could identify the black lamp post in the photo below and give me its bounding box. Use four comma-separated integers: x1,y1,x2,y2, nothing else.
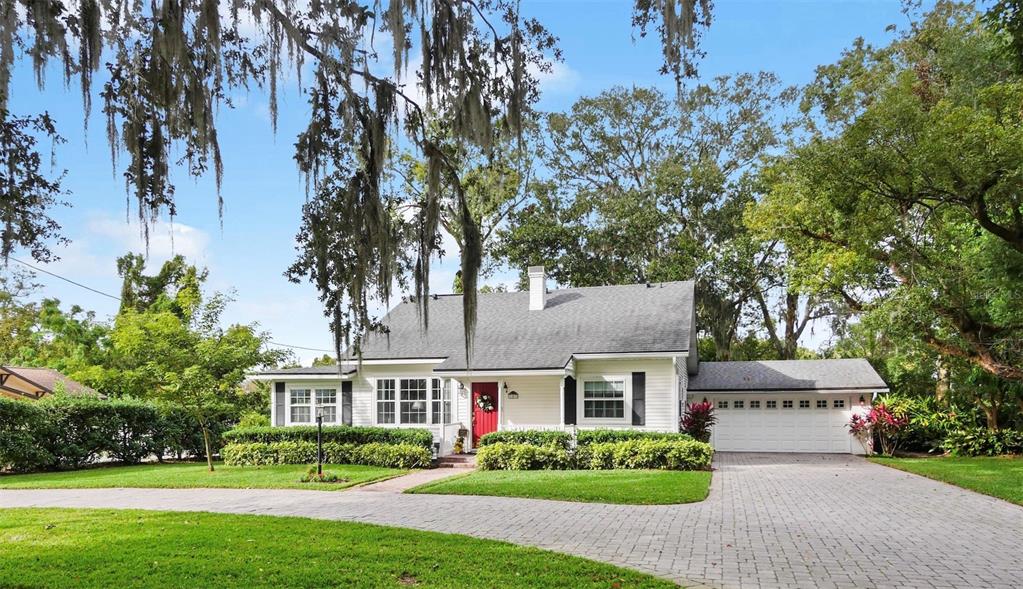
315,406,324,476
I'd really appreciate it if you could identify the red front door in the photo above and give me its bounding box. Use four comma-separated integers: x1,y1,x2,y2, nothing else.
471,382,499,447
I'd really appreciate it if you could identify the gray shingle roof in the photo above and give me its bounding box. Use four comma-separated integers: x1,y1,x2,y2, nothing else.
258,365,357,376
353,281,695,371
687,359,888,392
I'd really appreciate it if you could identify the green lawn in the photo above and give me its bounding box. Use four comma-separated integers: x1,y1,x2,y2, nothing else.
408,469,712,505
871,455,1023,505
0,462,404,491
0,508,674,588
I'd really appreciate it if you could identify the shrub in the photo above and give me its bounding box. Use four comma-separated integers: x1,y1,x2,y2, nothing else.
222,426,433,449
476,442,572,470
848,403,909,456
942,428,1023,457
221,441,432,469
300,467,348,483
237,411,270,428
478,430,572,449
0,398,53,472
154,404,233,460
37,395,122,469
680,401,716,442
575,439,713,471
575,429,693,446
104,398,164,463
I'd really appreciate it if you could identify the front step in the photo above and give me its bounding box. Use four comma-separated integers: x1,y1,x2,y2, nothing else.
434,455,477,469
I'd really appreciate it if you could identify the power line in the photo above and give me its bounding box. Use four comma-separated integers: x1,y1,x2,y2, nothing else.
9,256,335,354
11,257,121,301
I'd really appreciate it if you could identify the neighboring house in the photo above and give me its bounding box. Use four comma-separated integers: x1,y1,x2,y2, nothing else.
0,366,100,401
254,267,887,455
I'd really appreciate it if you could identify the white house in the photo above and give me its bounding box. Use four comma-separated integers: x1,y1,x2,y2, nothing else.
253,267,887,455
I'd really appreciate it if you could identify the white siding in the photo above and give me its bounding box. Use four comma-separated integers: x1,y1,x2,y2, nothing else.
499,375,562,429
574,357,678,431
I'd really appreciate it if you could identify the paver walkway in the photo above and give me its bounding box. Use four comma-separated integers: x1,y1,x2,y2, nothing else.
3,453,1022,589
359,467,470,492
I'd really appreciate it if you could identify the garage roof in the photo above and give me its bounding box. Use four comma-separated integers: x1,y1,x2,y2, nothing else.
688,359,887,392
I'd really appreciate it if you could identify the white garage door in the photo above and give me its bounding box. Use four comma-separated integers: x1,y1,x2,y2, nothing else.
708,395,853,453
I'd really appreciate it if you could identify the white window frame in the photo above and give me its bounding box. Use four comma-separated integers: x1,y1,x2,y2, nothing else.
288,387,312,424
431,378,453,425
375,377,445,426
315,388,338,423
578,375,629,424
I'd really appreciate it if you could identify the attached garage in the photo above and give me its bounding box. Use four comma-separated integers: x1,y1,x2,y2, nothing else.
687,359,888,455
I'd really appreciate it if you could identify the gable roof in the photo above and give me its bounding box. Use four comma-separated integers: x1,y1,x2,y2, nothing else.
687,359,888,392
1,366,100,397
354,281,695,371
257,365,357,376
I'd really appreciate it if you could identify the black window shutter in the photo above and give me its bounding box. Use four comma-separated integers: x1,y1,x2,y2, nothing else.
564,376,577,425
341,380,353,426
273,382,285,426
632,372,646,426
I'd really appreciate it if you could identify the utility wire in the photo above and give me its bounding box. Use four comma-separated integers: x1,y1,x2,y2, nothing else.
8,256,335,354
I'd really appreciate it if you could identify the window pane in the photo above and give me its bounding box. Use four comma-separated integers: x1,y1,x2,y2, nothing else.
717,400,728,409
376,379,395,424
400,378,428,424
734,400,744,409
750,400,761,409
320,406,337,423
291,406,310,423
583,379,624,419
766,400,777,409
834,399,846,408
783,400,793,409
290,389,310,404
316,389,336,405
799,400,810,409
816,399,828,409
377,379,395,400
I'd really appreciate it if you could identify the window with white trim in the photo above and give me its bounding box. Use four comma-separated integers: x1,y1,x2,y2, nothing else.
734,400,745,409
799,400,811,409
816,399,828,409
583,378,625,419
431,378,452,424
717,400,728,409
290,389,311,423
400,378,428,424
316,388,337,423
833,399,846,408
782,400,793,409
766,400,777,409
376,379,396,424
750,400,761,409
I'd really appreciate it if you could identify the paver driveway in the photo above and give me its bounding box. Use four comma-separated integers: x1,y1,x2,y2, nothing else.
3,453,1022,588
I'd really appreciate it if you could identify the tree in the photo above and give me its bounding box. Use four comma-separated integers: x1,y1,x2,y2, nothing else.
0,111,66,262
750,3,1023,386
117,253,206,320
1,1,713,370
497,78,811,359
115,293,285,470
311,354,335,367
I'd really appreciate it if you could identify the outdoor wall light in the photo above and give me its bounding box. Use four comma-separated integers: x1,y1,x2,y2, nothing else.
858,395,867,405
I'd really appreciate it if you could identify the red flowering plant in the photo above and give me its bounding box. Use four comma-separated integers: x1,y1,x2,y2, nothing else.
681,401,717,443
847,403,909,456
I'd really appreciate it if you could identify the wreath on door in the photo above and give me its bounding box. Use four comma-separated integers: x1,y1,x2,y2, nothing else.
475,393,495,413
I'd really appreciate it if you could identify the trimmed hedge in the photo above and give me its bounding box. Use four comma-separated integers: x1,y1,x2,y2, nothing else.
576,429,694,446
476,443,572,471
941,428,1023,457
0,396,232,472
576,439,713,471
478,430,572,450
221,426,433,449
475,439,714,471
221,441,432,469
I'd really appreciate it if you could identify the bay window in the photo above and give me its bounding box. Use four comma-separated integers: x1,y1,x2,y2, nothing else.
431,378,452,424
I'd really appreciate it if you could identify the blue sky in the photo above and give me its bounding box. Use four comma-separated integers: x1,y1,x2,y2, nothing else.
8,1,918,363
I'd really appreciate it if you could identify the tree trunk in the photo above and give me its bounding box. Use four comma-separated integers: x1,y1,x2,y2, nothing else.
201,425,215,472
981,405,999,431
935,359,950,404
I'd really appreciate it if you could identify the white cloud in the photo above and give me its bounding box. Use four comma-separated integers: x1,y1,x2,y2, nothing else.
531,60,581,95
86,213,211,266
